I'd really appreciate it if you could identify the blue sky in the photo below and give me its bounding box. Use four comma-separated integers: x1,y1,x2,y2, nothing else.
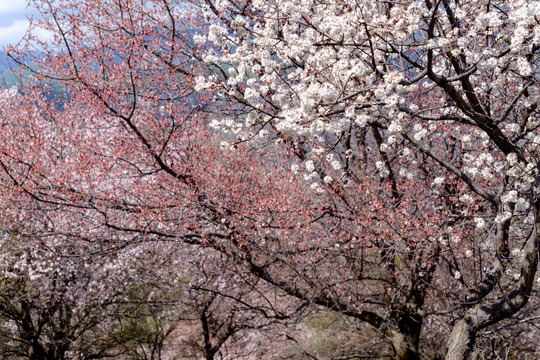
0,0,34,48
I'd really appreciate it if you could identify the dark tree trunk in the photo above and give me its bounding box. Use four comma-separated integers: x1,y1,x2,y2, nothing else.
445,202,540,359
388,312,422,360
28,341,47,360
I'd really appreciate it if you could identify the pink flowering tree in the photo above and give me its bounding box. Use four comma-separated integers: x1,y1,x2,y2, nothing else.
1,0,539,359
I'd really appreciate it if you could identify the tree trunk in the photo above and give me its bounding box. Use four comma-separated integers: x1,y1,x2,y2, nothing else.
445,318,475,360
389,330,421,360
445,201,540,360
388,313,422,360
28,341,47,360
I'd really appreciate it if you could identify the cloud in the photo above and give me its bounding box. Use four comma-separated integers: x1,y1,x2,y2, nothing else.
0,19,28,47
0,0,30,47
0,0,27,14
0,0,53,48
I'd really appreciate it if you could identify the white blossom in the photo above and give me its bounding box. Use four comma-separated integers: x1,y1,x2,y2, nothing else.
474,217,486,229
495,211,512,224
501,190,518,204
517,57,533,76
433,177,445,186
506,153,518,166
331,160,342,170
459,194,474,206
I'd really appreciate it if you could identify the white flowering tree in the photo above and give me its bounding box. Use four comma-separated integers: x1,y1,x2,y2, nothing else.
194,0,540,359
2,0,540,359
0,225,184,360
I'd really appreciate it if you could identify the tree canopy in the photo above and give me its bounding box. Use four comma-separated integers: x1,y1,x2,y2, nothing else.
1,0,540,359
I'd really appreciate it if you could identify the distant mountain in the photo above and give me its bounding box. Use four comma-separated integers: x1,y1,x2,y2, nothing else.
0,51,12,72
0,51,17,87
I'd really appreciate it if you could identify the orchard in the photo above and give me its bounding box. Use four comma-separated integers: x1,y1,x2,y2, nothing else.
0,0,539,359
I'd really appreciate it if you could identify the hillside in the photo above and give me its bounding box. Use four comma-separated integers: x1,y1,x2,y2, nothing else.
0,52,17,86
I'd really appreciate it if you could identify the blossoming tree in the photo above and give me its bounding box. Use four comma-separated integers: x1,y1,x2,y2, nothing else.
0,220,185,359
1,0,539,359
195,0,540,358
